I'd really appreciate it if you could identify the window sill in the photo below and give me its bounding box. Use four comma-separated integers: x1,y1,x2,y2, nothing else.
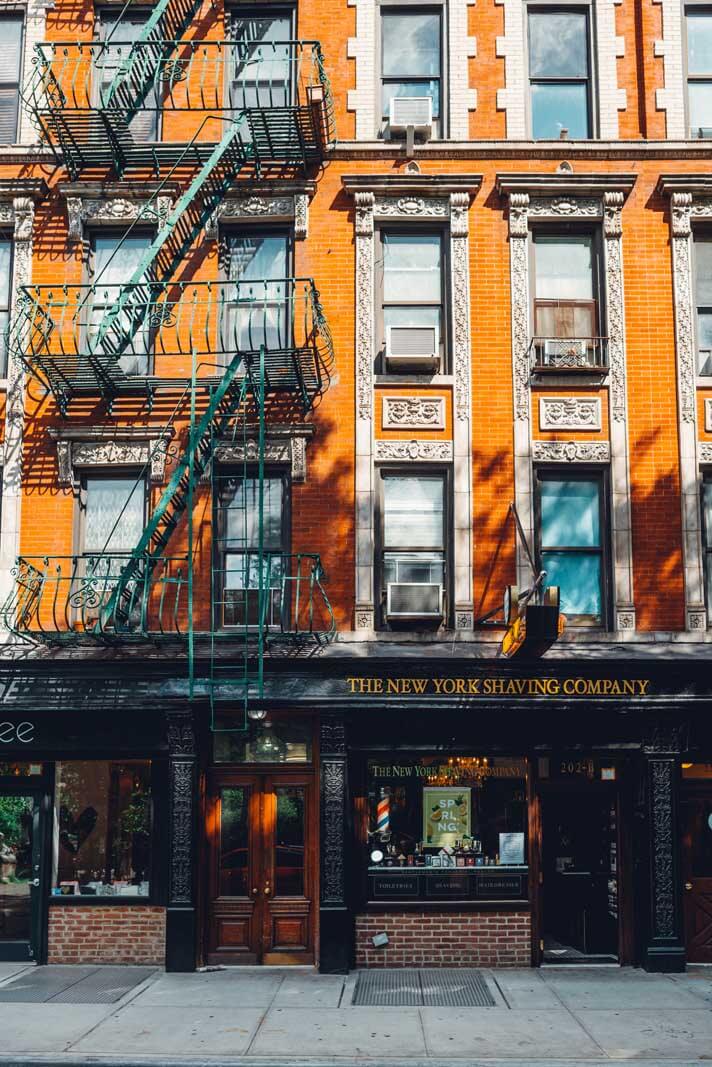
375,374,453,387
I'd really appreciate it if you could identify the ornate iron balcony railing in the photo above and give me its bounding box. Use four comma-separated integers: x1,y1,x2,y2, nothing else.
1,554,189,644
14,277,334,413
25,39,334,173
528,336,609,373
2,551,335,648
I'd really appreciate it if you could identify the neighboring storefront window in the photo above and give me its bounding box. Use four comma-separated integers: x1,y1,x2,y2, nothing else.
52,761,152,897
362,756,528,902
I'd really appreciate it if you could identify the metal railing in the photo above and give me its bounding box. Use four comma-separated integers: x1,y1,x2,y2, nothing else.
528,336,609,372
13,277,334,408
214,551,335,645
1,554,189,644
26,38,335,146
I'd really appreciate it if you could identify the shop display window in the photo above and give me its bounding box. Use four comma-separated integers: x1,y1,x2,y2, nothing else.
362,756,528,902
52,761,152,898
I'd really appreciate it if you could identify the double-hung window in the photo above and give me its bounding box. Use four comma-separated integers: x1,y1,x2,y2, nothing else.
0,15,23,144
686,8,712,137
694,235,712,374
703,475,712,618
379,231,445,372
215,473,288,628
528,7,592,139
229,11,293,111
76,474,146,622
381,8,442,135
536,472,607,626
225,231,290,359
0,237,13,378
88,233,153,375
532,232,604,368
96,11,158,142
380,472,447,626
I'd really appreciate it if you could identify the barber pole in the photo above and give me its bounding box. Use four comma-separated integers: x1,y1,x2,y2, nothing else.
376,789,390,838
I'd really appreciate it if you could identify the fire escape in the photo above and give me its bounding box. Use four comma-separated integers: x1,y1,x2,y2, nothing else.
2,0,337,716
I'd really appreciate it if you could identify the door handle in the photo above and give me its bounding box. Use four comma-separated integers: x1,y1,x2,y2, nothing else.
264,885,271,896
31,879,40,888
685,882,693,891
251,887,259,896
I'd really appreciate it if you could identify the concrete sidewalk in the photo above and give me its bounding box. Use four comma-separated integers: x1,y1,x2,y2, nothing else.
1,962,711,1065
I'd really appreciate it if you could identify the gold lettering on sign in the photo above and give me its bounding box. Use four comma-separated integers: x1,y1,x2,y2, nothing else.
345,676,652,697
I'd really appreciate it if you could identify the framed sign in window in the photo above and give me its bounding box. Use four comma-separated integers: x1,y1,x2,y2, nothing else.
423,787,471,848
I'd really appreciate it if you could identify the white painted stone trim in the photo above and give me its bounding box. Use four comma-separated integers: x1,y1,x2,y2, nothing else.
495,0,527,138
706,398,712,432
18,2,53,147
653,0,686,138
596,0,627,139
668,192,707,630
0,197,34,626
347,0,377,140
449,0,478,138
382,396,446,430
539,396,602,430
350,185,474,630
504,188,636,630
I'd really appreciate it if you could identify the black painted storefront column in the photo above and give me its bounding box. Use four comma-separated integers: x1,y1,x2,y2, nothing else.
165,711,198,973
319,715,351,974
642,725,685,973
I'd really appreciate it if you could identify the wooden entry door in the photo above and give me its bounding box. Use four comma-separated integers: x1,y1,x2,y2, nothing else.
681,788,712,963
206,771,316,965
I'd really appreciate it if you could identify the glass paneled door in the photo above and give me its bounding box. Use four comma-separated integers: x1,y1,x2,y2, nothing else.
0,792,42,961
681,788,712,963
206,772,315,964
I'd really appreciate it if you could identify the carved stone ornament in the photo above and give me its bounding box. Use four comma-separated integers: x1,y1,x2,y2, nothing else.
616,611,636,630
382,396,446,430
320,717,346,756
52,430,175,488
67,195,174,242
355,192,375,423
167,713,197,756
700,442,712,464
213,435,309,483
320,757,347,907
207,195,297,239
374,196,449,218
375,439,454,462
539,396,602,431
456,611,473,630
355,608,374,630
531,440,611,462
527,197,602,219
687,607,708,630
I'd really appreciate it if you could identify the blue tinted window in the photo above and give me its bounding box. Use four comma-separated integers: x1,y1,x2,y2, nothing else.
539,477,603,623
541,480,600,548
542,551,602,616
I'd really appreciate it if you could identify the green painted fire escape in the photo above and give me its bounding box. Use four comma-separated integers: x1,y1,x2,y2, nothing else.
6,8,337,721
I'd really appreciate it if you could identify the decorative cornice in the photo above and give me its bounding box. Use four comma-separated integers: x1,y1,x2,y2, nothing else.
332,141,712,161
375,439,454,462
657,174,712,198
532,440,611,463
0,179,49,203
213,432,310,483
382,396,446,431
496,173,637,199
63,188,176,242
342,174,482,198
539,397,602,431
373,195,449,218
48,427,175,488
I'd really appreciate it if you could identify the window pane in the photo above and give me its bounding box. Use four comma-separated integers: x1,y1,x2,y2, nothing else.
689,81,712,133
529,11,589,77
696,239,712,305
97,16,158,140
53,761,152,896
698,311,712,373
531,81,589,139
0,794,33,940
93,235,151,290
219,787,249,896
382,80,440,119
383,233,441,302
84,477,144,554
222,477,283,549
688,12,712,75
541,479,601,548
383,12,440,76
0,240,11,307
384,476,444,548
0,18,23,81
535,236,594,300
542,551,601,618
229,235,287,287
230,16,291,110
274,786,305,896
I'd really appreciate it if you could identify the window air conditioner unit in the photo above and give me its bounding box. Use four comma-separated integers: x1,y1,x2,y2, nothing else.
543,337,589,361
388,96,433,139
386,324,439,370
386,582,443,620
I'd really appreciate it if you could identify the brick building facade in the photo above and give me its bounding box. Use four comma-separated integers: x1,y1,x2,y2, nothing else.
0,0,710,973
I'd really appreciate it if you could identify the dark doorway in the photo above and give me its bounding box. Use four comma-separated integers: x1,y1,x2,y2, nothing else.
541,789,620,963
681,782,712,963
0,790,44,962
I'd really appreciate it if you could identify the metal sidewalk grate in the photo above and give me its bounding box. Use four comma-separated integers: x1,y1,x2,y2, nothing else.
352,968,496,1007
0,966,156,1003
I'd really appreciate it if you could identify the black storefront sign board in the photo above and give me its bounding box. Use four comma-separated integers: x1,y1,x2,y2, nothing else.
372,874,420,898
0,710,166,756
426,873,470,898
476,874,524,898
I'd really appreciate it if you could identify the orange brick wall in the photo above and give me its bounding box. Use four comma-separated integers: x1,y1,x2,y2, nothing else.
355,911,531,968
47,905,166,965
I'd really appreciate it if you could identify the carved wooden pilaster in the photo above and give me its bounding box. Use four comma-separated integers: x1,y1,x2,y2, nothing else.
642,725,685,972
165,711,198,972
319,715,350,973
